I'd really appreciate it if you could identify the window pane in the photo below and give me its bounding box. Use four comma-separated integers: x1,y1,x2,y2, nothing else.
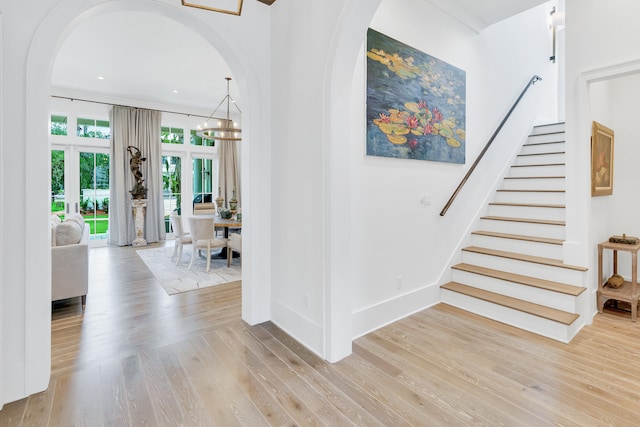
51,150,65,219
190,129,214,147
77,117,111,139
162,156,182,232
80,151,110,240
192,157,214,209
51,115,68,136
161,127,184,144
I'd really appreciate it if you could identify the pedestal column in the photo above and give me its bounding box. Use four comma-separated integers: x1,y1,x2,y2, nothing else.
132,199,147,247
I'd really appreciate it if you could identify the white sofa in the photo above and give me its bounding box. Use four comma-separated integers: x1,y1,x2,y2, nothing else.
51,213,90,309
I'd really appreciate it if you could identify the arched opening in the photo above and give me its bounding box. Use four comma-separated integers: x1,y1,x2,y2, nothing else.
25,0,269,392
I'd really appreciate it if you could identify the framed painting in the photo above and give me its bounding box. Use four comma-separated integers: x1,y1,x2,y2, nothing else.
366,28,466,163
181,0,243,15
591,121,614,196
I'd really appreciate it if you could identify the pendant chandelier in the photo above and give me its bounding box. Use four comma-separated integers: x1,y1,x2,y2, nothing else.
197,77,242,142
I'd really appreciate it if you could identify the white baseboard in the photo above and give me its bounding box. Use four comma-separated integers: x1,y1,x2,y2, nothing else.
270,298,324,358
352,283,440,340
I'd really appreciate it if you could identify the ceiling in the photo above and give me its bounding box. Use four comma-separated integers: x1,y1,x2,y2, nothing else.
51,0,549,114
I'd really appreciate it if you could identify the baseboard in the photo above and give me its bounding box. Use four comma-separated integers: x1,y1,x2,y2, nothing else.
270,298,324,358
352,283,440,340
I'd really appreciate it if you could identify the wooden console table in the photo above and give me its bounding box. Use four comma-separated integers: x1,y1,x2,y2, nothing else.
597,240,640,321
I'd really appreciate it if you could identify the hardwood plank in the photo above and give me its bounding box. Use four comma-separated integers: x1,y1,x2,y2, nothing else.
0,398,27,426
480,215,565,225
7,241,640,426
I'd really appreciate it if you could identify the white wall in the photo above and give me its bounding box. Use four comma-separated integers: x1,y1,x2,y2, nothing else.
565,0,640,315
590,75,640,280
269,0,559,359
0,0,272,406
349,0,559,337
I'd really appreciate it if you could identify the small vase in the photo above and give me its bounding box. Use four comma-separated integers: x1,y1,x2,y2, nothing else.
215,187,225,215
229,187,238,215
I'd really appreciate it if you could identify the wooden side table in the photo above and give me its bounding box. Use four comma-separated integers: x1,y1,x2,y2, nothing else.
597,240,640,321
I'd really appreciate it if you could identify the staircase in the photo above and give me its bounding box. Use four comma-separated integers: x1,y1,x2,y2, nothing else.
441,122,588,343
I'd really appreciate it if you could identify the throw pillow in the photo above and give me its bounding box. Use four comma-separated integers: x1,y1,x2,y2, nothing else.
55,220,82,246
65,213,85,228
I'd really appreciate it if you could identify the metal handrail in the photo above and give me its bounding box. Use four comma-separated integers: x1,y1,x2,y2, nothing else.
439,75,542,216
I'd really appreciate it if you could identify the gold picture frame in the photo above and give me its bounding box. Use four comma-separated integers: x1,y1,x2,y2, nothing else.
591,121,614,196
181,0,243,16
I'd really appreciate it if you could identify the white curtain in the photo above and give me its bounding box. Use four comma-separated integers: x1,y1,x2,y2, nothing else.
108,106,165,246
218,140,240,207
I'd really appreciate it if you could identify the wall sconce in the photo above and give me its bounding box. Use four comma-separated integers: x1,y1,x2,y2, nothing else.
549,6,565,63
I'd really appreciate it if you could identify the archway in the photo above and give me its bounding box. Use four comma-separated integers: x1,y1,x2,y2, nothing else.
25,0,270,393
323,0,382,361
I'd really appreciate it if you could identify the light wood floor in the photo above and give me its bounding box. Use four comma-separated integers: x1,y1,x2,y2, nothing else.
2,243,640,426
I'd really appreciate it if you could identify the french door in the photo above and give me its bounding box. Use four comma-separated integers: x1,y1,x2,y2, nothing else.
51,145,110,246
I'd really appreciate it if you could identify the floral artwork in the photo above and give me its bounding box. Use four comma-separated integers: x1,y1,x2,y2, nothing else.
366,28,466,163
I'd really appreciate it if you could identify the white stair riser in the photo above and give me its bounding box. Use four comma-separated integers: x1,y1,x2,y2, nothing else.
521,141,565,155
479,218,565,240
461,251,585,284
493,190,565,205
514,153,565,166
471,234,564,259
441,290,576,343
508,164,565,177
531,124,565,135
501,177,565,191
487,204,565,221
450,269,579,313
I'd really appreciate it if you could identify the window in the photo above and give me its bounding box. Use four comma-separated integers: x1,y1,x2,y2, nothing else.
77,118,110,139
190,129,214,147
79,151,110,240
51,115,68,136
192,156,214,207
162,156,182,232
51,150,65,218
161,126,184,144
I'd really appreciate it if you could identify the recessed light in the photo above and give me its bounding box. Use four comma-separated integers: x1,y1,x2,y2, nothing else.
97,76,105,80
172,89,179,94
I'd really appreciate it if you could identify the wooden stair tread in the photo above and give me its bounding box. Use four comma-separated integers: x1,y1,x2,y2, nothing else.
441,282,580,325
489,202,565,209
480,216,565,226
511,163,564,168
496,189,565,193
518,151,564,157
471,230,563,245
452,263,585,296
523,140,565,146
462,246,588,271
503,176,564,180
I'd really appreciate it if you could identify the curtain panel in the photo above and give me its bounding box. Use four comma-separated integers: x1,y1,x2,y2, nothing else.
218,140,241,208
108,106,165,246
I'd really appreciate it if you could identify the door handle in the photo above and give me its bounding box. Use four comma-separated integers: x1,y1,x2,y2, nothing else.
66,203,69,213
75,202,79,213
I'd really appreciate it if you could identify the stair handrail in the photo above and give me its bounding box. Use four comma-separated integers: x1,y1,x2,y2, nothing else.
439,75,542,216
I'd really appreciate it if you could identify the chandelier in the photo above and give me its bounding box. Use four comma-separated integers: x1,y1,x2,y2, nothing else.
197,77,242,142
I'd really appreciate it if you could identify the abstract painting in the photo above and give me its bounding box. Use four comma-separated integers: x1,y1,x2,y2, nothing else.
366,28,466,163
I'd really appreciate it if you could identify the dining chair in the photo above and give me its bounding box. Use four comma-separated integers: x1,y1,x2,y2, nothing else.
227,232,242,267
187,216,227,272
170,213,192,265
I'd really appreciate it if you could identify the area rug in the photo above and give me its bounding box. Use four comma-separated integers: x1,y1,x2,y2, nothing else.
136,245,241,295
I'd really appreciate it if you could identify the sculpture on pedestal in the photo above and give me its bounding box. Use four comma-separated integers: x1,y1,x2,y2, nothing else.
127,146,148,246
127,145,147,199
